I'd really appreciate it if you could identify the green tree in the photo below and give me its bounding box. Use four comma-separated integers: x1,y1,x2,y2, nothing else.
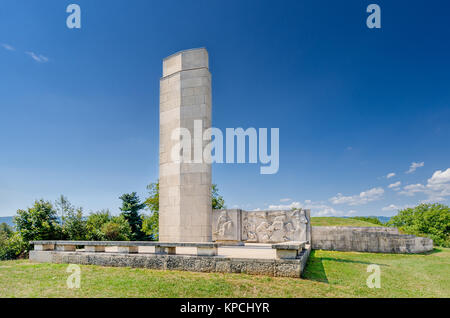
55,195,73,226
86,210,111,241
387,203,449,247
0,223,13,238
119,192,146,241
85,210,132,241
101,215,131,241
63,207,87,240
212,184,226,210
142,182,159,240
14,200,63,244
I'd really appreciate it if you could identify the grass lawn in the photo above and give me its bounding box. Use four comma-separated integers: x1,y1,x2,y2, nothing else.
311,217,381,227
0,248,448,298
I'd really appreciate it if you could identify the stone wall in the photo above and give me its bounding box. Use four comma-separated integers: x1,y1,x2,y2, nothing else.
29,250,310,278
311,226,433,253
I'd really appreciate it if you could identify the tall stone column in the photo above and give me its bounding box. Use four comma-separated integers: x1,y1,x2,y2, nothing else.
159,48,212,242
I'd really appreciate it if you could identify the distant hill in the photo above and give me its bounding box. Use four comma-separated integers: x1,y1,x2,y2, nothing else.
0,216,14,227
311,217,382,227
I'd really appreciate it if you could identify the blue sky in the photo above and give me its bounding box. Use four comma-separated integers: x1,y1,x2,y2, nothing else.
0,0,449,217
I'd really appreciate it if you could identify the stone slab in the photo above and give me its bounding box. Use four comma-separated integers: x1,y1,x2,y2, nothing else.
31,241,218,248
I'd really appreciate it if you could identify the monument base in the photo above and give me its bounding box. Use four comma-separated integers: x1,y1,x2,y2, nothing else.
215,240,245,246
29,247,310,278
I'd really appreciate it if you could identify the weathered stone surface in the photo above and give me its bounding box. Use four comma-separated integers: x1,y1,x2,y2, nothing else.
55,245,76,252
272,241,307,250
85,245,105,253
311,226,433,253
159,48,212,243
30,240,218,248
212,209,311,244
29,250,308,278
196,246,218,256
212,209,242,243
155,246,176,255
34,244,55,251
117,246,139,254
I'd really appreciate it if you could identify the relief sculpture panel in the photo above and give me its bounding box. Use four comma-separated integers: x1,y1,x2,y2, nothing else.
243,209,310,243
213,209,311,244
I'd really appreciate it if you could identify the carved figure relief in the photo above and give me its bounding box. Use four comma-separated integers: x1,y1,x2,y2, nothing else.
243,209,309,243
214,210,234,238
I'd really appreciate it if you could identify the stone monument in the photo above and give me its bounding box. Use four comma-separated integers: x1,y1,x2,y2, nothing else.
212,209,311,244
159,48,212,242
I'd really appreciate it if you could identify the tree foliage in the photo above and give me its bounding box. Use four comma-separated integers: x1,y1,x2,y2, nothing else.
212,184,225,210
0,232,27,260
55,195,72,226
14,200,62,244
101,215,131,241
63,207,87,240
0,223,13,237
86,210,111,241
387,203,449,247
119,192,147,241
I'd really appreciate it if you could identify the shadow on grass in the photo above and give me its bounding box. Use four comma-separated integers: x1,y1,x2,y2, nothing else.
302,250,328,283
302,250,391,283
317,257,389,267
420,248,443,255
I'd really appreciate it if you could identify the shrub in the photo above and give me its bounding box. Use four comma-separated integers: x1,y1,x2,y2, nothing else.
0,223,13,237
14,200,63,244
0,232,27,260
101,216,131,241
388,203,450,247
86,210,111,241
86,210,131,241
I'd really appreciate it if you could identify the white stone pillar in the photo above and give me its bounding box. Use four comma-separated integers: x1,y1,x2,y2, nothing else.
159,48,212,242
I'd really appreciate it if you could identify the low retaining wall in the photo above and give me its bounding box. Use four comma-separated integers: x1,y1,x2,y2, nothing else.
29,247,311,278
311,226,433,253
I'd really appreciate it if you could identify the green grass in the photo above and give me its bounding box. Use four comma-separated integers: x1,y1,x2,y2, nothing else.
311,217,382,227
1,248,448,297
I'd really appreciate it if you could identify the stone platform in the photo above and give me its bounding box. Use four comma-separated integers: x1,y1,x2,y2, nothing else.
29,243,311,278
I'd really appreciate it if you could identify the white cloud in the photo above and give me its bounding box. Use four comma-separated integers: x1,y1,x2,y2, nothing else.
399,168,450,202
386,172,396,179
25,51,49,63
388,181,401,189
268,201,301,210
382,204,411,211
428,168,450,185
406,161,424,174
268,200,357,217
329,187,384,206
279,198,291,202
1,43,15,51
